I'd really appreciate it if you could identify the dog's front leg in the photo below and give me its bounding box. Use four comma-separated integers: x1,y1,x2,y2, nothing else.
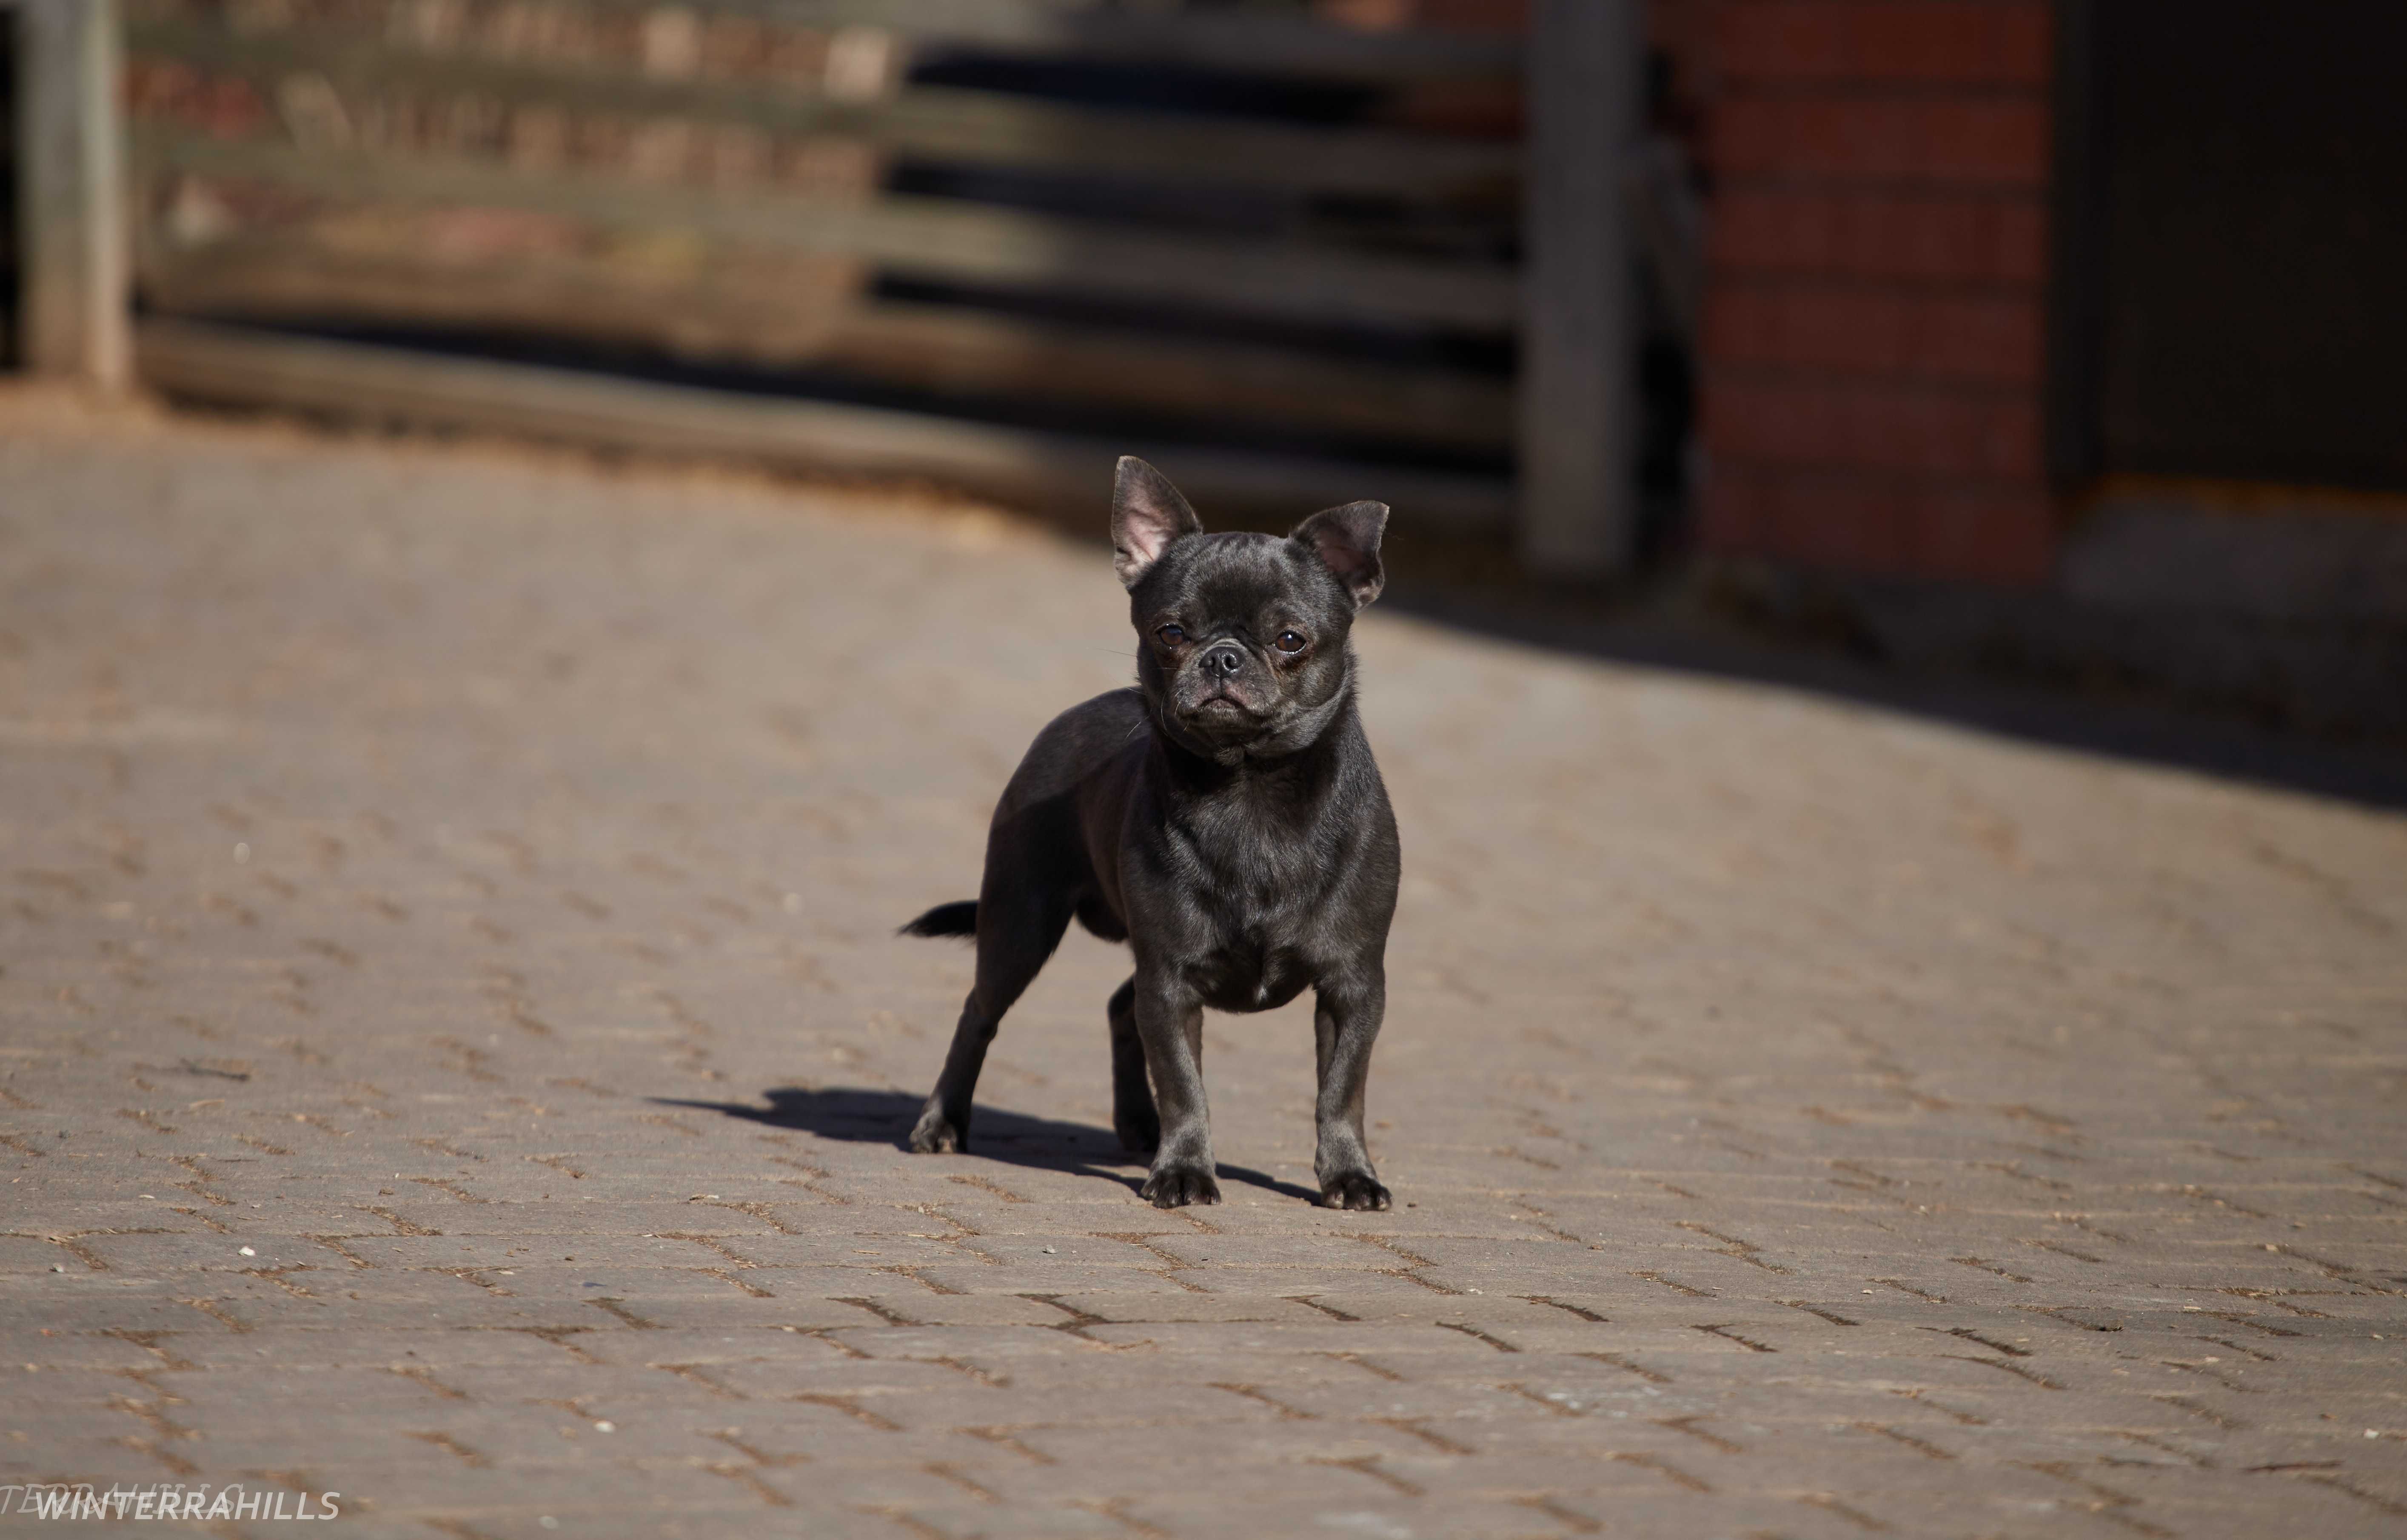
1312,965,1390,1210
1134,971,1218,1207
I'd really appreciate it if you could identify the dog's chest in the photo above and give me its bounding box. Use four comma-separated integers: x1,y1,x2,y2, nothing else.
1177,820,1330,1011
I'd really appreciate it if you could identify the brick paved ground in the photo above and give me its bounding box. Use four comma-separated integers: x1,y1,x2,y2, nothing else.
3,389,2404,1540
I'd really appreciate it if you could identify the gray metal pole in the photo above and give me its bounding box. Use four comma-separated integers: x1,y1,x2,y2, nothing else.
1517,0,1642,577
15,0,130,390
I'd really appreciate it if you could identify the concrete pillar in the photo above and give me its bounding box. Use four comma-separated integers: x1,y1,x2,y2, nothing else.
14,0,130,389
1517,0,1643,577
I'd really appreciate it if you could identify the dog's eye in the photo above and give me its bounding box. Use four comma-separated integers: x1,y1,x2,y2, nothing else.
1156,624,1186,646
1275,631,1307,654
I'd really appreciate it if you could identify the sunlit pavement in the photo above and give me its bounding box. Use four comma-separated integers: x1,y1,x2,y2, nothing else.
3,389,2404,1538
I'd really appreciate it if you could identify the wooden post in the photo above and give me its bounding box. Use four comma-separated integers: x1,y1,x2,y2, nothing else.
1517,0,1642,577
14,0,130,389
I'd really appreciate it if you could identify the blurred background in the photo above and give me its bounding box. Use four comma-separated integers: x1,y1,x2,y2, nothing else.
5,0,2404,745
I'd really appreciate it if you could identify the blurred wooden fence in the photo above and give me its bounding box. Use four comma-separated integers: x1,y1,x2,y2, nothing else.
116,0,1530,527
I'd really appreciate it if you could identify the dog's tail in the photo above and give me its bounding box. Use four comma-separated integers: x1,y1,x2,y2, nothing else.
899,900,978,940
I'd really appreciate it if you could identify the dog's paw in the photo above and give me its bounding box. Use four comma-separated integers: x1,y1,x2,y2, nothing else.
1113,1099,1161,1156
1318,1171,1391,1211
908,1104,965,1154
1142,1161,1221,1209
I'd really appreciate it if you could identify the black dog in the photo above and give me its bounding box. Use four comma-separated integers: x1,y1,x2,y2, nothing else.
901,458,1401,1210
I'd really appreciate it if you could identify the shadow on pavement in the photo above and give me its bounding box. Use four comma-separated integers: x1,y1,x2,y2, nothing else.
1385,583,2407,813
653,1087,1323,1204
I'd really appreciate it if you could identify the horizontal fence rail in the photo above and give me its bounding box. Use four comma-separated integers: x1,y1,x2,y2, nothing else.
425,0,1523,83
137,314,1517,527
140,128,1522,333
131,14,1521,199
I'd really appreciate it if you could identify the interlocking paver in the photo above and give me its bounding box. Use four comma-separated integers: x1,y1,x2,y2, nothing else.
2,387,2404,1537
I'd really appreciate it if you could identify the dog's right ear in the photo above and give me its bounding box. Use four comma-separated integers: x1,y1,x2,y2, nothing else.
1110,456,1203,589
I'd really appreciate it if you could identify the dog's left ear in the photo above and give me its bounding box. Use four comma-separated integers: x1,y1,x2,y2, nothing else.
1290,501,1389,610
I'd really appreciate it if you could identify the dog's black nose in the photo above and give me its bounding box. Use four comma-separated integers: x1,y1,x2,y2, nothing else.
1202,643,1245,677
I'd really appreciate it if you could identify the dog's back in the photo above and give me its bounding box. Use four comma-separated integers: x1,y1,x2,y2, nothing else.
898,687,1147,944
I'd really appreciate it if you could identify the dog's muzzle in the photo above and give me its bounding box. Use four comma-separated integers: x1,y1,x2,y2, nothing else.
1173,649,1271,736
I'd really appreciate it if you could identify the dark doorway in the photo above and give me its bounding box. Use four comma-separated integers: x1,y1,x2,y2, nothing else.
2053,3,2407,492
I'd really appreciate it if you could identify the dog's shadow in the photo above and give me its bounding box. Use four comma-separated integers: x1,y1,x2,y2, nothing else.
654,1085,1320,1203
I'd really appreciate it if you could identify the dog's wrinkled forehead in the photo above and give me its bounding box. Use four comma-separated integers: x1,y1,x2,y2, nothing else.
1146,532,1347,625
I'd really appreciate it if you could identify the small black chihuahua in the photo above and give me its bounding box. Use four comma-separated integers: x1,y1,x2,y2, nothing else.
901,457,1400,1210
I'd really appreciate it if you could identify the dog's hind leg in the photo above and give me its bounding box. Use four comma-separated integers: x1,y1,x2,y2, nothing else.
909,882,1072,1154
1107,976,1159,1154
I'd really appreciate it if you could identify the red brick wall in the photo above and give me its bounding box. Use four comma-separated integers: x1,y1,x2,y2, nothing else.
1695,0,2057,584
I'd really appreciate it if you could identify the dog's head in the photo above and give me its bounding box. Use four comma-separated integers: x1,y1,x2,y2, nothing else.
1109,457,1387,762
